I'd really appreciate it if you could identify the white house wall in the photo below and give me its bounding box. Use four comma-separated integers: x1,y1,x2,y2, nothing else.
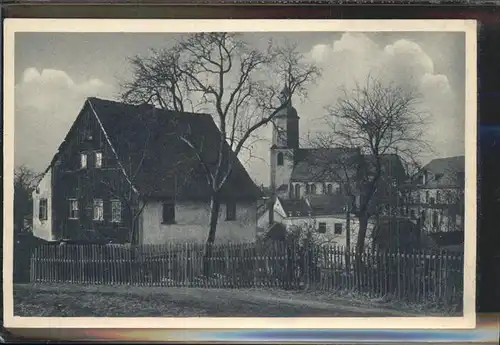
282,215,375,249
141,200,258,244
32,169,53,241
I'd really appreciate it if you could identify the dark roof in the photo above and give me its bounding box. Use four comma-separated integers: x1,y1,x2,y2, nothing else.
264,222,288,241
290,148,406,183
406,156,465,189
306,195,347,215
278,195,347,217
291,148,360,182
278,197,311,217
86,97,262,201
362,154,408,182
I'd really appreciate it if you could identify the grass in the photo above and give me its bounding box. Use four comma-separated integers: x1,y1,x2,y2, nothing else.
14,284,206,317
13,283,439,317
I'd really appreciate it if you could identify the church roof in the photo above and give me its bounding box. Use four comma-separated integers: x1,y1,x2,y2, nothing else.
290,148,360,182
290,148,406,183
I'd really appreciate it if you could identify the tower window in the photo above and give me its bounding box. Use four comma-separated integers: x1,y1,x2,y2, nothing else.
277,152,284,166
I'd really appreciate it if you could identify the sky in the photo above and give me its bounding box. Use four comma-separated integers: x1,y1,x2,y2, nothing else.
14,31,465,186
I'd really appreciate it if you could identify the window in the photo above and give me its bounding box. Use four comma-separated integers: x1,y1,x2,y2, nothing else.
68,199,79,219
435,173,443,181
80,153,87,169
162,202,175,224
310,184,316,195
39,198,48,221
410,209,416,219
226,202,236,221
432,211,439,228
334,223,343,234
305,184,310,194
93,199,104,221
318,222,327,234
95,152,103,168
327,184,333,194
425,191,429,203
336,184,342,194
111,200,121,223
421,210,426,221
277,152,284,166
436,191,441,203
430,197,435,205
294,184,301,199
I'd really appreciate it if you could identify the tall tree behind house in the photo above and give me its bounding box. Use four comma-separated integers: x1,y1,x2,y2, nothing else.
312,75,431,258
14,165,40,233
121,33,320,249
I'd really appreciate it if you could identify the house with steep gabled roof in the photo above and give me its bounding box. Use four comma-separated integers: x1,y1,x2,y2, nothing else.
400,155,465,239
32,97,262,245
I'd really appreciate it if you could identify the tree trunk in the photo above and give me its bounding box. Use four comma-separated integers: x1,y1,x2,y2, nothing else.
203,192,221,277
355,214,369,290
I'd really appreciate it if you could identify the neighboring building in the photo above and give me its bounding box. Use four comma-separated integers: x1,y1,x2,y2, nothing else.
269,88,407,203
264,88,406,241
400,156,465,235
32,97,262,245
259,195,376,248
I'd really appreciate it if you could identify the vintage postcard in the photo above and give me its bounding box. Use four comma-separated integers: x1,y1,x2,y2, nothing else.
3,19,477,330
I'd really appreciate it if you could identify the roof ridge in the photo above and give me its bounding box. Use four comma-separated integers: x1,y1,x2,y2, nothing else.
86,96,213,118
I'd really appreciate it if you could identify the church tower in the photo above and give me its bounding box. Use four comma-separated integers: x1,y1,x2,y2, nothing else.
270,86,300,199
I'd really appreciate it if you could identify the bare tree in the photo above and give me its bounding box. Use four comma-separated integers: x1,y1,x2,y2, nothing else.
121,33,320,257
14,165,40,233
312,75,431,259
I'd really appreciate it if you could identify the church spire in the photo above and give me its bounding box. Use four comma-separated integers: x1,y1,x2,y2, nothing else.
279,85,292,107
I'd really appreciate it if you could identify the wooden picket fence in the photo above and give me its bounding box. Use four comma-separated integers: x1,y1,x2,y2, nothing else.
30,241,463,308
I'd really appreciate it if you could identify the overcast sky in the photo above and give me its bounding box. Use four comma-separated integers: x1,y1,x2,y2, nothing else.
14,31,465,185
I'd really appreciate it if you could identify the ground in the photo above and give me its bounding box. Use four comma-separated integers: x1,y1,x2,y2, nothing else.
13,284,452,317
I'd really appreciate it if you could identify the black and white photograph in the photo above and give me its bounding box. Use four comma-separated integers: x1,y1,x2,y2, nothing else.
3,19,476,329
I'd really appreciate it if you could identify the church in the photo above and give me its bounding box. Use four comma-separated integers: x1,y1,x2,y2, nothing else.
260,88,408,247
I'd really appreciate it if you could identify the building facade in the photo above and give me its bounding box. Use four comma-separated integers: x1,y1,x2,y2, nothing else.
400,156,465,234
32,97,262,245
266,90,407,240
